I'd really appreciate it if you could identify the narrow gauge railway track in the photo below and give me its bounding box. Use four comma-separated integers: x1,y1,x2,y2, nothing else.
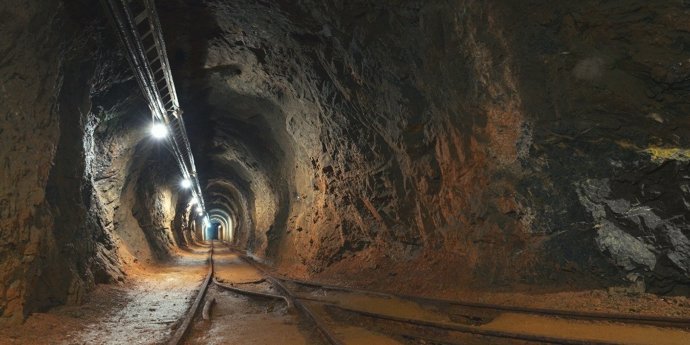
227,248,617,345
168,242,690,345
167,243,215,345
278,276,690,330
166,242,342,345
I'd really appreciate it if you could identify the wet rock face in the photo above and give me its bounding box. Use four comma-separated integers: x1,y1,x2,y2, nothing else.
161,0,690,292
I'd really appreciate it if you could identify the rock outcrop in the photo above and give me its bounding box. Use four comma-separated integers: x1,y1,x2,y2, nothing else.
0,0,192,323
160,0,690,294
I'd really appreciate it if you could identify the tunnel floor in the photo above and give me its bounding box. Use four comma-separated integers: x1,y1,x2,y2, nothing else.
1,242,689,344
0,245,210,345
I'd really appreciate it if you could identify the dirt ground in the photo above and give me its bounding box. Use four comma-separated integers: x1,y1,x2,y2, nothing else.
3,242,690,345
0,246,209,345
187,247,403,345
303,249,690,319
186,248,320,345
286,283,690,345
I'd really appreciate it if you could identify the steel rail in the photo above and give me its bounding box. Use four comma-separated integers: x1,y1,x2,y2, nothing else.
279,277,690,329
167,243,214,345
213,277,291,305
327,304,621,345
220,243,653,344
223,246,611,344
230,251,345,345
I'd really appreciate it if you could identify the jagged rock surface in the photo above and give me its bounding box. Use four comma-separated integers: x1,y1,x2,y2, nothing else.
161,0,690,294
3,0,690,325
0,0,192,323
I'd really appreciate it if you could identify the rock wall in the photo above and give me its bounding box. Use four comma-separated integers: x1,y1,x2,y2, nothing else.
160,0,690,294
507,0,690,294
0,0,194,323
3,0,689,324
0,0,102,322
130,145,184,260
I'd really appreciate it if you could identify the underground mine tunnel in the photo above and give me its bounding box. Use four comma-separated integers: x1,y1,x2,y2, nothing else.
2,0,690,344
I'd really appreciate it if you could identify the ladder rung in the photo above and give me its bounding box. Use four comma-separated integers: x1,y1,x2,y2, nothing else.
146,48,158,60
150,59,162,71
140,30,153,40
134,11,148,24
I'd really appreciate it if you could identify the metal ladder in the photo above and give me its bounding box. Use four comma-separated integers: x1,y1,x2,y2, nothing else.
102,0,207,214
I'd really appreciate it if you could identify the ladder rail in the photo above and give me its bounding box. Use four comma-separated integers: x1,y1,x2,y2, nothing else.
102,0,208,214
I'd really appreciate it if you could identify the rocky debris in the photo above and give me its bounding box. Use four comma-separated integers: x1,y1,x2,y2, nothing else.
577,178,657,272
577,162,690,295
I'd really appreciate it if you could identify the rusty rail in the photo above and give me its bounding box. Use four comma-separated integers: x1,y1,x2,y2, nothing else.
213,277,290,305
223,244,690,344
167,243,214,345
327,304,620,345
280,276,690,329
232,251,345,345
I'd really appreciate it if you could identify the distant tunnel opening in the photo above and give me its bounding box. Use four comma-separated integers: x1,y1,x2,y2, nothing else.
207,222,220,240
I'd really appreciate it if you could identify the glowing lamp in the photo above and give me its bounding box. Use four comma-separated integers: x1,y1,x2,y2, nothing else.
180,178,192,189
150,123,168,139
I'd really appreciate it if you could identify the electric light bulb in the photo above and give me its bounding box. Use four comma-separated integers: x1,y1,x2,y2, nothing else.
180,178,192,189
150,123,168,139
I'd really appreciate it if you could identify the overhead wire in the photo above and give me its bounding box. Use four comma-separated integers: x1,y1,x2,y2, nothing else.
102,0,208,217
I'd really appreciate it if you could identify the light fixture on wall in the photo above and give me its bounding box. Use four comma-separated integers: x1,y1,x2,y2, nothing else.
180,178,192,189
150,122,168,139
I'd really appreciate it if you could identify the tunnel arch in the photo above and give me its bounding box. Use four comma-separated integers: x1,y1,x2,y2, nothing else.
205,178,256,249
209,208,234,241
